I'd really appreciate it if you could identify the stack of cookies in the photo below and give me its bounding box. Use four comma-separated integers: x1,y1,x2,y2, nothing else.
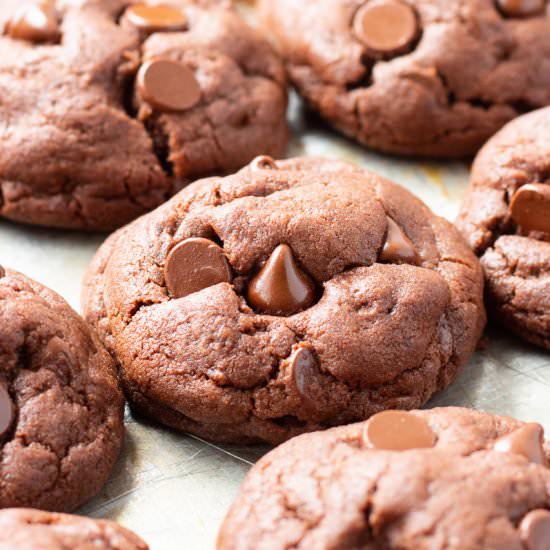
0,0,548,548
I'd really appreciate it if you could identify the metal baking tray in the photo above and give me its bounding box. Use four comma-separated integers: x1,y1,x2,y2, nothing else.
1,5,549,548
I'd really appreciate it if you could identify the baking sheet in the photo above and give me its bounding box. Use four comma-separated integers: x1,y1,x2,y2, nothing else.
1,16,550,550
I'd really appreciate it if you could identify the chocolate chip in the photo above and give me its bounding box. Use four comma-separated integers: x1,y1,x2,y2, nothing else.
496,0,546,17
4,1,60,44
510,184,550,235
0,266,5,279
353,0,418,57
0,385,14,439
137,59,201,112
493,423,546,464
125,4,188,32
520,510,550,550
247,244,316,316
164,237,233,299
362,410,436,450
379,217,420,264
250,156,277,171
290,346,318,405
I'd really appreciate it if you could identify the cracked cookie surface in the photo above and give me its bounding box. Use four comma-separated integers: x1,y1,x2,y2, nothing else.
457,106,550,349
259,0,550,158
82,157,485,445
0,267,124,511
0,0,288,230
0,508,148,549
218,407,550,550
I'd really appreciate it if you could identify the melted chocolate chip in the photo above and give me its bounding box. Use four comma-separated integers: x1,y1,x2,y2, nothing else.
290,346,318,405
0,385,14,439
510,183,550,235
125,4,188,32
137,59,201,112
250,156,277,171
380,217,420,264
520,510,550,550
164,237,233,299
247,244,316,316
353,0,418,57
363,410,436,450
4,1,60,44
496,0,546,17
493,423,546,464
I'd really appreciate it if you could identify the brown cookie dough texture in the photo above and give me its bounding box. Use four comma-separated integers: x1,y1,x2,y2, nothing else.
0,508,148,550
259,0,550,158
82,157,485,445
218,407,550,550
457,106,550,349
0,0,287,230
0,268,124,511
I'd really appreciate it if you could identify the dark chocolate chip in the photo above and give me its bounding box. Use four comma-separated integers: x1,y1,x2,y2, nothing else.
165,237,233,299
247,244,316,316
493,423,546,464
380,217,420,264
510,184,550,235
353,0,418,56
137,59,201,112
250,156,277,171
125,4,188,32
290,346,318,405
0,385,14,439
496,0,546,17
520,510,550,550
362,410,436,450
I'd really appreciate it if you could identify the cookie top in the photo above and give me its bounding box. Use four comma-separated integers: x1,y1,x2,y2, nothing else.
0,508,148,550
218,407,550,550
260,0,550,158
82,156,485,445
0,267,124,511
0,0,287,230
457,106,550,349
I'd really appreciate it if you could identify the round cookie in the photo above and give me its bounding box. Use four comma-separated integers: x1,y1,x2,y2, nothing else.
0,267,124,511
218,407,550,550
457,106,550,349
0,508,148,550
259,0,550,158
0,0,287,230
82,156,485,445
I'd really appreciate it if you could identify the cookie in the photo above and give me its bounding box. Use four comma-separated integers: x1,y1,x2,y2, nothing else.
0,0,287,230
0,267,124,511
82,156,485,445
0,508,148,550
457,106,550,349
218,407,550,550
259,0,550,158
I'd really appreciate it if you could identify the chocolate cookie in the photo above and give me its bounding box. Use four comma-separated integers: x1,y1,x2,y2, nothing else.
0,267,124,511
82,156,485,445
260,0,550,158
457,106,550,349
0,508,148,549
0,0,287,230
218,407,550,550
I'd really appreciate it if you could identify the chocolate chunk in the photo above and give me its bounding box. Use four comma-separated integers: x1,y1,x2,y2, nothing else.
247,244,316,316
165,237,233,299
353,0,418,56
520,510,550,550
493,423,546,464
290,346,318,405
250,155,277,171
137,59,201,112
4,2,60,43
496,0,546,17
125,4,188,32
362,410,436,450
0,385,14,439
510,184,550,234
380,217,420,264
